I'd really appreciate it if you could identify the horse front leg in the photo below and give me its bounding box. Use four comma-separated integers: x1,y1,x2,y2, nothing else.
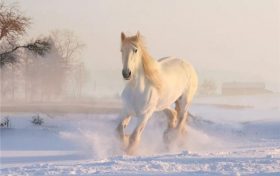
116,113,131,149
126,112,153,155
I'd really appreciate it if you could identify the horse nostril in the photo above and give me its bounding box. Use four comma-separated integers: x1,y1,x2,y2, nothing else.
122,69,131,79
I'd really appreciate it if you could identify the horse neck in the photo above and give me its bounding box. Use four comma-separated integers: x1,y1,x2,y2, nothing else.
132,51,160,92
132,56,148,91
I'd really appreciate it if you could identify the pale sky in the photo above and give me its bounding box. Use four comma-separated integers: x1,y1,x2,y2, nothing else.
13,0,280,95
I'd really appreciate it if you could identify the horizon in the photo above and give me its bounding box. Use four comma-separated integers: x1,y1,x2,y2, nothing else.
9,0,280,95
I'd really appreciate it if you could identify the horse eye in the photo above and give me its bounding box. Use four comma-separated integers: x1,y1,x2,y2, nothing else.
133,48,138,53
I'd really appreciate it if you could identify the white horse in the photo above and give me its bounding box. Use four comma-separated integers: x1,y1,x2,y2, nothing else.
117,32,198,154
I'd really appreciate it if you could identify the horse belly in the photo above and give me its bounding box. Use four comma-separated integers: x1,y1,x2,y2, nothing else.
156,74,186,111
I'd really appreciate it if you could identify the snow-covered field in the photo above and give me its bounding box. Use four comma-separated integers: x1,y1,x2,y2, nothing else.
1,94,280,175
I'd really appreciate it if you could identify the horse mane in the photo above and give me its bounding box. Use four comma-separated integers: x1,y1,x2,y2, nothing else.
124,34,162,93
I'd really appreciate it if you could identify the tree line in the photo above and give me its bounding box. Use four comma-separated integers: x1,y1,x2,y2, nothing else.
0,1,87,102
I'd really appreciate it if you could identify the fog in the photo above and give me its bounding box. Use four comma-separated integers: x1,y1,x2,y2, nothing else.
13,0,280,96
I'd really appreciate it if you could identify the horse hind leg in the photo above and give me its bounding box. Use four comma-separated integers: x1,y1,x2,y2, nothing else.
164,107,177,129
163,107,178,144
177,78,197,134
176,95,189,136
163,99,189,149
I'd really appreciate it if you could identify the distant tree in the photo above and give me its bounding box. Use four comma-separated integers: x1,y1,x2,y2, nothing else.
49,30,85,97
22,31,85,101
49,30,84,66
72,63,88,97
0,1,86,101
199,79,217,95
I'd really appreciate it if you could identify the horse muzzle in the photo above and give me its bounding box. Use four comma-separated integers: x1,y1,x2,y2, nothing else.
122,69,131,80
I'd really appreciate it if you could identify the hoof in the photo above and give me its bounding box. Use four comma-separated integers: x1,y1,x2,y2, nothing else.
179,127,187,137
125,147,136,155
125,137,140,155
163,128,178,144
163,127,187,148
125,144,138,155
121,134,130,149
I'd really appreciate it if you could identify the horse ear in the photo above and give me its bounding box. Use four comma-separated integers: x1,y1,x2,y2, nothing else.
136,31,140,40
121,32,126,41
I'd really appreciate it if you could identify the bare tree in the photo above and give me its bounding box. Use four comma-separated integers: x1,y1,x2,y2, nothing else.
50,30,84,66
0,0,30,41
0,1,52,101
72,63,88,97
49,30,86,97
0,1,86,101
1,39,51,66
0,1,52,67
21,31,86,101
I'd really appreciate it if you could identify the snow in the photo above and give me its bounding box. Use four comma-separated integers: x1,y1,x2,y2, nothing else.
1,94,280,175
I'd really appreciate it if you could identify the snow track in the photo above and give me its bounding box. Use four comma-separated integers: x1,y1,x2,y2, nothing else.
2,148,280,176
1,95,280,175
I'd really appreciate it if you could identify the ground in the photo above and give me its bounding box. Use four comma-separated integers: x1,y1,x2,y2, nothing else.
1,94,280,175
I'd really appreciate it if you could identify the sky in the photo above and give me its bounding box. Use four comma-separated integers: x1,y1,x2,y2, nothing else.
12,0,280,95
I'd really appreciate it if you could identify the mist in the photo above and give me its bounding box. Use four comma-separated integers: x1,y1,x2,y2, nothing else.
13,0,279,96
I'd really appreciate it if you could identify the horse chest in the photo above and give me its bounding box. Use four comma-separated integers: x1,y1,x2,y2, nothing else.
122,86,155,116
